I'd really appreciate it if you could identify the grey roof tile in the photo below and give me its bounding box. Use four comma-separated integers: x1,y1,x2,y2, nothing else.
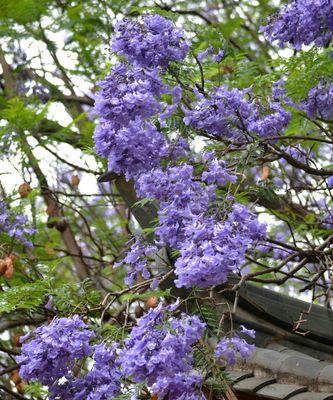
318,365,333,392
266,343,318,361
229,345,333,398
247,348,292,374
288,393,333,400
256,383,307,399
277,357,330,388
266,344,291,353
234,377,276,393
225,370,253,383
278,349,318,361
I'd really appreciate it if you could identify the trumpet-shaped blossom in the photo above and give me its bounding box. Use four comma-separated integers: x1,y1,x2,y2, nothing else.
115,240,157,286
136,164,265,288
51,343,122,400
175,204,266,288
184,86,290,142
261,0,333,49
94,64,164,129
120,303,205,399
299,82,333,120
136,164,216,248
94,118,167,180
17,316,94,386
112,14,189,68
0,200,36,247
215,326,255,365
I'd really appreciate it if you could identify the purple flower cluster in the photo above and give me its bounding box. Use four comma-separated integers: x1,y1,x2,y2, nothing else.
136,164,216,249
0,200,36,248
18,317,123,400
261,0,333,49
175,204,266,288
198,46,224,63
215,326,255,365
18,316,94,386
115,239,157,286
120,303,206,399
94,16,188,179
112,14,189,68
94,64,165,129
136,162,265,288
202,154,237,186
17,312,255,399
183,86,290,142
94,118,167,180
299,82,333,120
53,343,122,400
281,145,309,164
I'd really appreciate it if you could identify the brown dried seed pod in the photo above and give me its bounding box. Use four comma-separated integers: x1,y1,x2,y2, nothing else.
9,253,17,262
0,260,7,275
18,182,31,198
10,370,22,385
16,382,25,394
4,258,14,279
145,296,158,309
223,64,235,74
262,165,270,181
13,333,22,347
71,175,80,187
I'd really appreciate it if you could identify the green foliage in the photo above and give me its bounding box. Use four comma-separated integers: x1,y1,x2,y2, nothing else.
0,280,50,313
0,0,49,24
121,288,171,302
194,301,219,335
0,1,332,397
24,381,48,398
1,98,49,131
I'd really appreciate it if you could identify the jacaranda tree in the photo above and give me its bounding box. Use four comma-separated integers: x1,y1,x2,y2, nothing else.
0,0,332,398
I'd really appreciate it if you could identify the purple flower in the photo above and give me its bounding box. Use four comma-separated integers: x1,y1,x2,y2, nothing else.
120,303,205,399
112,15,190,68
261,0,333,49
136,164,265,289
174,204,266,288
239,325,256,339
0,200,36,248
93,62,182,179
184,85,290,142
115,240,157,286
202,158,236,186
52,343,122,400
94,64,166,130
212,49,224,63
327,176,333,188
17,316,94,386
136,164,216,248
198,47,224,63
94,118,167,180
299,82,333,121
281,145,309,164
215,328,255,365
197,46,213,62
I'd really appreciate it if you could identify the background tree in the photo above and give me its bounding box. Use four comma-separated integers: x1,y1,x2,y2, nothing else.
0,0,332,399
